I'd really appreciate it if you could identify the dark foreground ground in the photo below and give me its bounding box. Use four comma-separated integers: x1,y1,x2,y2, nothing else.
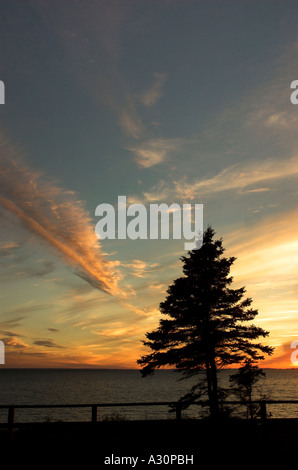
1,418,297,466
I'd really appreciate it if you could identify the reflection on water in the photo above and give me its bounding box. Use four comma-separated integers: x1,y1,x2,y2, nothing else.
0,368,297,422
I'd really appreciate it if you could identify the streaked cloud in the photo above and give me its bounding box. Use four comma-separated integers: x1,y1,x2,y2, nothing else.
32,0,145,140
122,260,159,278
0,241,20,256
139,72,167,108
265,112,293,129
260,341,295,368
128,138,183,168
33,339,65,349
135,156,298,202
4,336,29,350
222,209,298,356
119,111,144,139
245,188,270,193
174,157,298,199
0,136,121,295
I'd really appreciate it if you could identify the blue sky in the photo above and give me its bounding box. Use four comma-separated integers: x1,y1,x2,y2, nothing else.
0,0,298,367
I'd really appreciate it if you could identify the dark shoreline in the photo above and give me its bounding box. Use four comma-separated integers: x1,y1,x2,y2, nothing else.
0,367,296,370
2,418,298,463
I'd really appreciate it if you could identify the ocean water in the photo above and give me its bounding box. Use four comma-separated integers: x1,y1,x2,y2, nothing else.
0,368,297,423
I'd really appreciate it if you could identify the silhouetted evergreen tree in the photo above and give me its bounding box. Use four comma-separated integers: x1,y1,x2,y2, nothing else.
138,226,274,417
229,359,266,419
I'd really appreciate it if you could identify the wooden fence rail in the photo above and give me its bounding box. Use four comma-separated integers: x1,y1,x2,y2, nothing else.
1,399,298,441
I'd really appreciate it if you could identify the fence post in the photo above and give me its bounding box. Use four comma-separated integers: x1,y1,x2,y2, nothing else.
176,405,182,421
8,406,15,441
260,400,267,422
92,405,97,424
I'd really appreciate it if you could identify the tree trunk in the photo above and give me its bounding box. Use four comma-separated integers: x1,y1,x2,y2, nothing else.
205,361,215,417
210,357,219,417
205,359,219,418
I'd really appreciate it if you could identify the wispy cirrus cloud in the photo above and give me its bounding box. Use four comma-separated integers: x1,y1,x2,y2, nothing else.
119,111,144,139
173,157,298,199
223,209,298,345
0,135,122,295
139,72,167,108
128,138,184,168
32,0,145,140
224,42,298,142
0,241,20,256
3,336,29,350
122,259,159,278
133,156,298,202
33,339,65,349
244,188,270,193
264,112,295,129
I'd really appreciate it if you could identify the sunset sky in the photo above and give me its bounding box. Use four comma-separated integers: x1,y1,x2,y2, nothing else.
0,0,298,368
